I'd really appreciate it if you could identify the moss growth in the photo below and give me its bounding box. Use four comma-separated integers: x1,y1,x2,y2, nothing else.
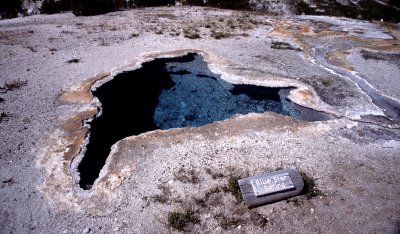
167,210,200,231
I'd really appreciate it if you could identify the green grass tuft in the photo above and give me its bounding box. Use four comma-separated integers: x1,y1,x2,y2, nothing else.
223,175,243,203
167,210,200,231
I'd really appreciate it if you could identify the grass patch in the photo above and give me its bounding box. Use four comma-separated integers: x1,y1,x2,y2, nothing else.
67,58,81,64
300,171,322,199
211,31,230,39
222,175,243,203
0,80,27,92
167,209,200,231
183,28,201,39
271,41,301,51
174,167,200,184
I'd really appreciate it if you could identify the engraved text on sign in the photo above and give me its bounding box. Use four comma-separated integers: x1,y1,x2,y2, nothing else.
250,172,295,197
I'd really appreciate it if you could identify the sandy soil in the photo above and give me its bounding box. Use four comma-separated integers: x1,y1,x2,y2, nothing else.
1,6,399,233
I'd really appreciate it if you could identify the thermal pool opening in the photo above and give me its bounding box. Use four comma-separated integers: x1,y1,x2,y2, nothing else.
77,53,326,189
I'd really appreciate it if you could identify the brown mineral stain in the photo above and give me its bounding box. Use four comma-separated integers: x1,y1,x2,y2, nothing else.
297,90,315,105
58,72,110,104
61,107,97,161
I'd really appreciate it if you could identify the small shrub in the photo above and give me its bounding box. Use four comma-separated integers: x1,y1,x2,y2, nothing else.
41,0,71,14
167,210,200,231
207,0,249,9
182,0,204,6
211,31,230,39
135,0,175,7
183,27,201,39
0,0,22,19
293,1,315,15
71,0,116,16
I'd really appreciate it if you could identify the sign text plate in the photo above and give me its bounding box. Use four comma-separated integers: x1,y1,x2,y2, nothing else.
250,172,295,197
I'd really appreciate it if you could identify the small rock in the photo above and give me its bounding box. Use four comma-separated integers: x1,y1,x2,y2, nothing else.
310,208,315,214
237,225,242,229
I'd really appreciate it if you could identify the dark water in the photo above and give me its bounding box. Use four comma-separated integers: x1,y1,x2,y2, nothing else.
77,53,304,189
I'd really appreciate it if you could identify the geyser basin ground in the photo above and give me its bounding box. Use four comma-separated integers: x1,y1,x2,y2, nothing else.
78,53,310,189
2,7,400,233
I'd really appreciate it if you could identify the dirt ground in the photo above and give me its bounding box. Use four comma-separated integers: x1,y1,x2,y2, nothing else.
0,6,399,233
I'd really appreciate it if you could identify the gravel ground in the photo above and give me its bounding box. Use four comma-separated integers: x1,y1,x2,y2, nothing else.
0,7,399,233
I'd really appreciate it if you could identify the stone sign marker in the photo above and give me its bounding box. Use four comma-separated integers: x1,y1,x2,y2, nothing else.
238,169,304,208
